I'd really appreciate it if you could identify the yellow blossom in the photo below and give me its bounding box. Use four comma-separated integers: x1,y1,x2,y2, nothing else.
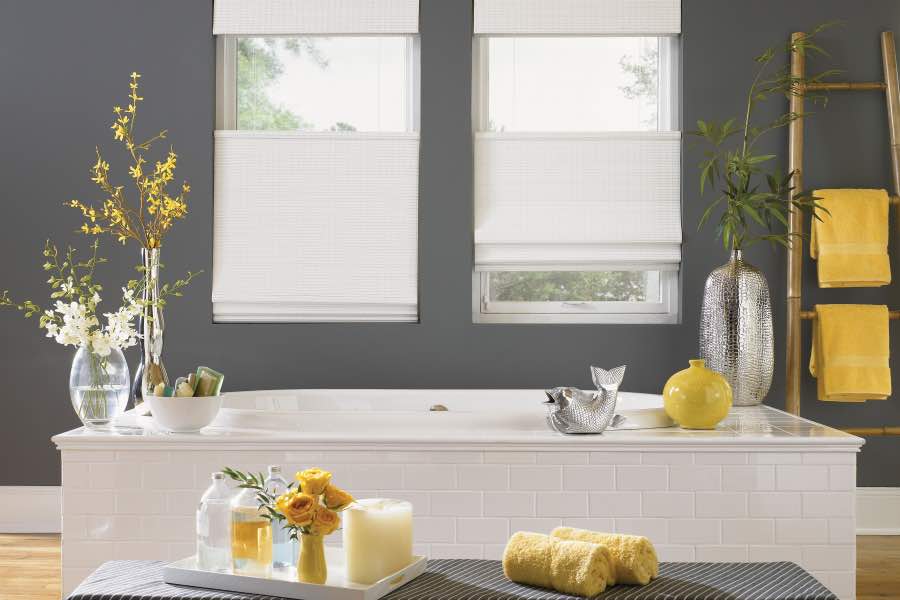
295,468,332,496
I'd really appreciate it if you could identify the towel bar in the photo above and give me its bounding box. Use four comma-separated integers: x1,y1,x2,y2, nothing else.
840,426,900,436
800,310,900,320
785,31,900,416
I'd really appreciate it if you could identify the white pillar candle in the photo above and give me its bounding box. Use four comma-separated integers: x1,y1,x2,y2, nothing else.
343,498,413,584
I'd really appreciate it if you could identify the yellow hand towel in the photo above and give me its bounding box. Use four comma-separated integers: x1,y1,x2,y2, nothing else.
810,189,890,287
551,527,658,586
502,531,614,597
810,304,891,402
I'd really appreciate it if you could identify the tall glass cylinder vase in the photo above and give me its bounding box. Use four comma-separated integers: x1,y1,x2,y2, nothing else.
131,247,168,408
69,345,130,429
699,249,774,406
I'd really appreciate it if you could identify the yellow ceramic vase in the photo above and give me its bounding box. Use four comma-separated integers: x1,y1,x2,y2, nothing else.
297,533,327,584
663,359,732,429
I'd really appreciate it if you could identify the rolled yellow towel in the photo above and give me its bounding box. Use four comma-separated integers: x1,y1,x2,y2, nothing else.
502,531,613,597
551,527,658,585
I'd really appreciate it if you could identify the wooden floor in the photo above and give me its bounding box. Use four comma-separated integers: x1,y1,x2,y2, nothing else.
0,534,896,599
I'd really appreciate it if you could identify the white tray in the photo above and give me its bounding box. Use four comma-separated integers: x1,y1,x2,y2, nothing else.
163,547,428,600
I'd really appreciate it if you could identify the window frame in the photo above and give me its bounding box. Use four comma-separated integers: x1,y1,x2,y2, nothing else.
471,34,681,325
216,34,422,133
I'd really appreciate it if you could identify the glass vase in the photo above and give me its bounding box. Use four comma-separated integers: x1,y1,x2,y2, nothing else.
297,533,327,584
131,247,168,408
69,345,130,429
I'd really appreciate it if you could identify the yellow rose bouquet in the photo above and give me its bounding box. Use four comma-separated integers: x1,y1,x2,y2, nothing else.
223,466,355,583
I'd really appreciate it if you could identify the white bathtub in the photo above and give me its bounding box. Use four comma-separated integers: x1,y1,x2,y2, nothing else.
206,389,673,437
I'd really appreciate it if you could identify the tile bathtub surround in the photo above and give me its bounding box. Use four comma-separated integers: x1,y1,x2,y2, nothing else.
55,404,861,599
58,447,859,599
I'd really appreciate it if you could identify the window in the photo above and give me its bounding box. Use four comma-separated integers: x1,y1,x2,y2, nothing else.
472,0,682,324
212,0,420,323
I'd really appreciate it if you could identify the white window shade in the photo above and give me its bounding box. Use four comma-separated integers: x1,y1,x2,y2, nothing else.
213,0,419,35
474,132,681,272
213,132,419,322
473,0,680,35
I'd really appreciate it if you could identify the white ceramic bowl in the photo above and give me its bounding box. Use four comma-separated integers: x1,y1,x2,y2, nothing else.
145,394,223,433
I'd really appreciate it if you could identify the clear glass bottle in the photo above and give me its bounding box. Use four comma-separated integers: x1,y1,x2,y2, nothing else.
265,465,298,571
231,485,273,577
196,472,232,572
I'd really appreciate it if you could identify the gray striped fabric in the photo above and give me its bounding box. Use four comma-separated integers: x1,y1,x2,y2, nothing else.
67,559,838,600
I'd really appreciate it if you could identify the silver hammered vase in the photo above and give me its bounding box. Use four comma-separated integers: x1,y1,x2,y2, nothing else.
699,249,773,406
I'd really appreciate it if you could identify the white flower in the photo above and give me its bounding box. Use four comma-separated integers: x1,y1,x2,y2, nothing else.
90,332,112,357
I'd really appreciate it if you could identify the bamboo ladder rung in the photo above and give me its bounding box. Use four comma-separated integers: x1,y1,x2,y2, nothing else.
804,81,887,91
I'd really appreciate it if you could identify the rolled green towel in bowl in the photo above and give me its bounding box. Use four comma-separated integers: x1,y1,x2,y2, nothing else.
502,531,614,597
551,527,658,586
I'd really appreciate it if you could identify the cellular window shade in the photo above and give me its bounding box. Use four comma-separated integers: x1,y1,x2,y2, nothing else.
213,132,419,322
474,133,682,272
473,0,680,35
213,0,419,35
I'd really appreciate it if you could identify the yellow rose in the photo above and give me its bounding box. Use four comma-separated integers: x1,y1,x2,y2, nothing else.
323,485,355,510
309,506,341,536
295,467,332,496
275,491,317,527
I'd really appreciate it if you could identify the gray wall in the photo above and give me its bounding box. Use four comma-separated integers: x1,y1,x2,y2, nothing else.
1,0,899,486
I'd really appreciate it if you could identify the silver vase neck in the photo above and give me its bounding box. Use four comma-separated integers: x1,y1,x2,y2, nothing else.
730,248,743,263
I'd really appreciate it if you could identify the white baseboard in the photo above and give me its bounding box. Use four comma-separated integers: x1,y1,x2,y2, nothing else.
856,487,900,535
0,486,898,535
0,486,61,533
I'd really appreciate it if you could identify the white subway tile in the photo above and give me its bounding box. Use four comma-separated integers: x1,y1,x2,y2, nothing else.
641,452,693,465
87,516,134,540
413,544,430,557
642,492,693,517
696,545,748,562
561,518,615,532
655,545,694,561
484,492,534,517
483,544,506,560
404,465,456,490
113,541,169,560
140,516,195,542
802,492,854,517
142,463,195,490
589,452,640,465
749,453,802,464
748,492,801,517
802,452,855,465
695,493,747,518
64,567,96,596
62,515,88,540
589,492,642,517
430,492,482,517
613,518,668,542
428,452,483,464
458,465,508,490
615,466,667,491
457,518,509,544
167,542,197,561
775,518,829,544
429,544,483,559
64,450,117,463
536,492,588,517
829,465,856,490
65,492,115,515
166,490,202,515
722,519,774,544
115,491,167,515
748,545,802,562
828,518,856,544
537,452,588,465
824,572,855,600
63,463,90,489
350,465,403,490
114,451,169,463
484,452,536,464
413,517,455,543
380,491,430,515
510,517,562,534
510,466,562,491
323,452,382,464
802,545,855,570
776,466,829,491
62,541,118,567
694,453,748,465
722,465,775,491
669,466,721,491
563,466,614,490
669,519,720,544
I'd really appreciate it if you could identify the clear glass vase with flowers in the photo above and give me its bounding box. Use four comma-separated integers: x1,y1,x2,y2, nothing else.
224,466,355,584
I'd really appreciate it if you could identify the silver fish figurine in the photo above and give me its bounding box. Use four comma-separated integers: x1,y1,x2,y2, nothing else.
544,365,627,434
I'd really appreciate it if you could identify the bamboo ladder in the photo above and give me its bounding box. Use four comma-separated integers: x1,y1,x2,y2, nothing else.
786,31,900,436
